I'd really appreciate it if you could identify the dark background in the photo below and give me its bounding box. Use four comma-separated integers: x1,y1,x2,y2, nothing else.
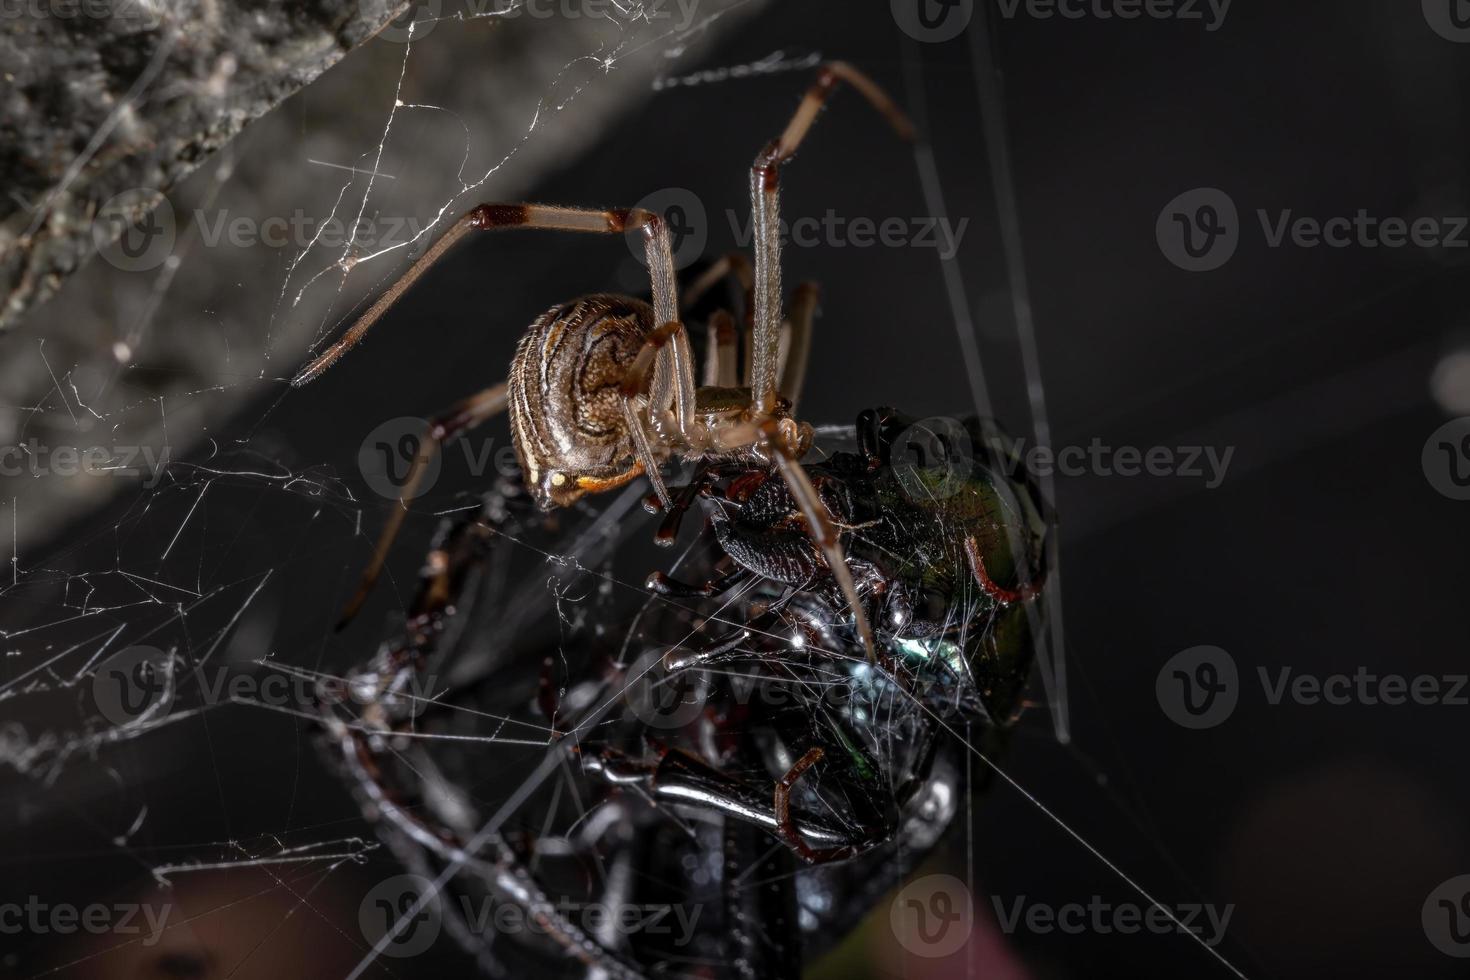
4,1,1469,978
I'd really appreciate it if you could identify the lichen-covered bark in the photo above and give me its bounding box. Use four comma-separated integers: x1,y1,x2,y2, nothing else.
0,0,765,556
0,0,412,331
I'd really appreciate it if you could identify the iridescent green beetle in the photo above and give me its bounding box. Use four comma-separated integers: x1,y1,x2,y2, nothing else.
706,406,1050,728
594,406,1052,868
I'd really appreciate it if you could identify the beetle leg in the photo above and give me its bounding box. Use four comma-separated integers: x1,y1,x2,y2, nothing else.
772,747,862,866
645,564,749,600
583,746,854,853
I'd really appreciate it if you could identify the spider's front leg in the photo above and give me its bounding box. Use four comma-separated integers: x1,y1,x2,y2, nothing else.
760,423,879,662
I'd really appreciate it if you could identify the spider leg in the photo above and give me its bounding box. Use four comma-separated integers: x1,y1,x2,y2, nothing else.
337,383,507,629
748,63,915,414
290,203,679,386
703,309,739,388
651,463,721,544
621,395,673,512
764,433,878,662
618,329,675,511
682,251,753,314
645,564,749,599
619,315,703,511
681,253,750,388
779,282,818,412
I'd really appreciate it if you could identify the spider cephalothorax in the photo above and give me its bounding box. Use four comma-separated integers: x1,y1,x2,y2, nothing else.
292,62,917,654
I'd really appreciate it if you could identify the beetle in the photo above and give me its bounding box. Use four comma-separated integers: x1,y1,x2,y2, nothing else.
314,406,1049,978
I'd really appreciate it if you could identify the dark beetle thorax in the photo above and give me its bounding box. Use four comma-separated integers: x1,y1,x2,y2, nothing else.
509,294,655,508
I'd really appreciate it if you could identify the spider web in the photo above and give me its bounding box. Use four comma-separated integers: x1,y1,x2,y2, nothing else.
0,4,1252,979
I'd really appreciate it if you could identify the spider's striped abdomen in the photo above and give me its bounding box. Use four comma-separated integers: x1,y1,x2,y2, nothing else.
509,293,654,509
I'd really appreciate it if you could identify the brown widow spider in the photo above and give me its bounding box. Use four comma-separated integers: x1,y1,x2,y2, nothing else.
291,62,915,661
